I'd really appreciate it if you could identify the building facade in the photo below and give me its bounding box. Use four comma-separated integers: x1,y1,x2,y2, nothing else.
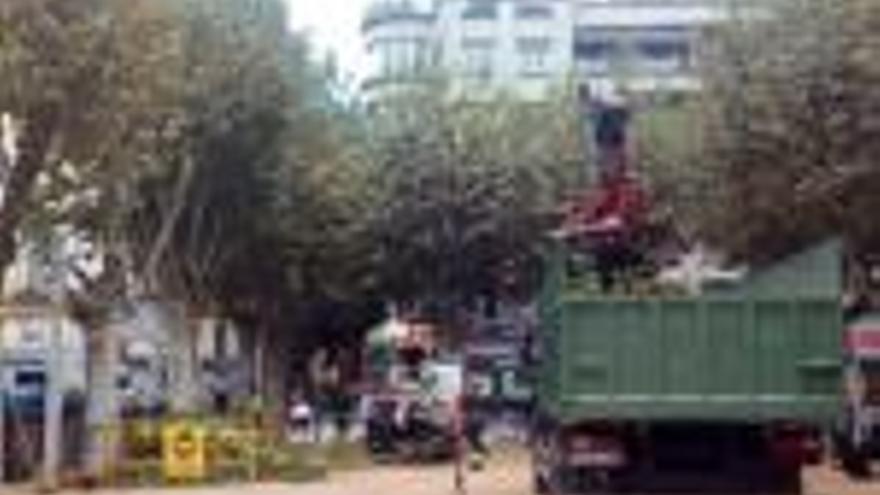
362,0,739,103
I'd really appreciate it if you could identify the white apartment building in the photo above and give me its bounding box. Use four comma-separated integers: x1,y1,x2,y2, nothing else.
362,0,742,103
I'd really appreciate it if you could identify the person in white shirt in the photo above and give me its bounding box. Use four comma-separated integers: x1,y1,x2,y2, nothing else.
288,393,313,443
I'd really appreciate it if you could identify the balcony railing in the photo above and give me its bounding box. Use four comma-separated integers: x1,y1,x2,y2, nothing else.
362,1,436,32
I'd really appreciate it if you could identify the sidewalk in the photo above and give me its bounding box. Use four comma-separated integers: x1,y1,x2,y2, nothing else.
0,483,314,495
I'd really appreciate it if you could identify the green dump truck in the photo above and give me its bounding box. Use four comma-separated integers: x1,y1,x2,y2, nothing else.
532,242,842,494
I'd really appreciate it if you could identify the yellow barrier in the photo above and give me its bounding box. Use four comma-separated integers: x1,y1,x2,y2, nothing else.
162,421,206,481
91,416,317,487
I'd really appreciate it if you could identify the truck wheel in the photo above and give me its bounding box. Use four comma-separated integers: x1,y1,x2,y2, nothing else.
771,469,803,495
837,435,871,479
842,450,871,479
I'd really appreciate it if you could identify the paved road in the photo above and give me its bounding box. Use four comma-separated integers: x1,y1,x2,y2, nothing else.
3,454,877,495
48,455,526,495
803,466,880,495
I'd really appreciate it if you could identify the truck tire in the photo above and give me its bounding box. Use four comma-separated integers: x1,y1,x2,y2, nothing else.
836,433,871,479
842,449,871,479
770,468,804,495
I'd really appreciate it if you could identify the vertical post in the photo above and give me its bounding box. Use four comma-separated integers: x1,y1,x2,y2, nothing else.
248,427,258,482
0,310,5,484
254,328,265,402
576,83,595,184
43,312,63,490
453,371,466,495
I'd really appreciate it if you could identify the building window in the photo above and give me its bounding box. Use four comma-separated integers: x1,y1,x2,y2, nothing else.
574,39,615,74
517,37,552,77
640,40,689,60
575,40,613,60
515,3,553,19
462,37,495,81
412,39,430,73
462,0,498,20
371,37,432,79
638,40,691,71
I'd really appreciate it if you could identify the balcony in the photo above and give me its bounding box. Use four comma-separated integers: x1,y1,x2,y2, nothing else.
362,1,436,32
361,73,435,95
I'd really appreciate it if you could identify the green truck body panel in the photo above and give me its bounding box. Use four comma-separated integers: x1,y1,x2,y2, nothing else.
707,241,842,299
538,241,843,425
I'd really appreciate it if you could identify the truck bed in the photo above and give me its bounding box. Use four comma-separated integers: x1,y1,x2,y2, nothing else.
537,242,842,425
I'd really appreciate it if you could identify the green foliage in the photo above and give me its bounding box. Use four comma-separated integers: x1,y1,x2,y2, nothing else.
0,0,362,314
123,0,337,311
0,0,378,395
651,0,880,263
0,0,591,367
365,90,584,311
0,0,182,285
635,96,708,240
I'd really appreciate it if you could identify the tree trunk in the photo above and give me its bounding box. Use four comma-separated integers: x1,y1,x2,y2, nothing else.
0,108,57,291
167,304,200,414
142,157,196,286
261,325,287,425
42,315,64,490
84,320,120,479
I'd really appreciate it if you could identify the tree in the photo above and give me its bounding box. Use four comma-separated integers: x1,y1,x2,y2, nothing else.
365,88,585,321
648,0,880,265
2,0,359,473
0,0,191,480
0,0,183,291
117,0,376,410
